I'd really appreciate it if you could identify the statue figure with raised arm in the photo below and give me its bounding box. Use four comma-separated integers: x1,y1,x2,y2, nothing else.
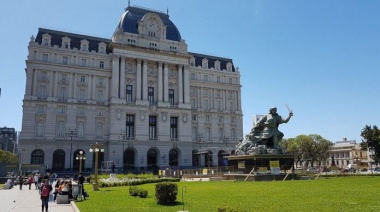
235,107,293,155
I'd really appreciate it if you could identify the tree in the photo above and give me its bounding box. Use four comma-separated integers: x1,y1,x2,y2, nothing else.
0,150,18,164
281,134,333,168
361,125,380,165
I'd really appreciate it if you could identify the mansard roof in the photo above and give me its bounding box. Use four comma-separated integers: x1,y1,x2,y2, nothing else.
190,52,236,72
116,6,182,42
35,28,112,53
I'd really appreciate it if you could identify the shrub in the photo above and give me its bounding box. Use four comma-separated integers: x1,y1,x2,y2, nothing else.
155,182,178,205
129,186,148,198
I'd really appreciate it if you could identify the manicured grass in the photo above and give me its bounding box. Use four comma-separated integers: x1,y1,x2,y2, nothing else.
76,176,380,212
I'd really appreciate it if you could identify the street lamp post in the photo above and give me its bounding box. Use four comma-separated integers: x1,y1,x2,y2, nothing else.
67,128,77,172
76,151,86,173
89,142,104,191
120,129,126,172
196,134,205,167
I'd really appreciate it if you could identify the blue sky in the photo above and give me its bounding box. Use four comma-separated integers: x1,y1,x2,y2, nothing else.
0,0,379,143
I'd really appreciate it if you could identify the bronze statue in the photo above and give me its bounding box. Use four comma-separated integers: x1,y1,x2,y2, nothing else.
236,107,293,155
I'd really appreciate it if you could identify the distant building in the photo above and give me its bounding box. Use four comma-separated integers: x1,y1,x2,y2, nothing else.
0,127,17,153
252,115,264,128
326,138,368,169
19,5,243,172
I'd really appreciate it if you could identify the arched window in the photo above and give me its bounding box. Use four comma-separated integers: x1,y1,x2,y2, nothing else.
124,148,135,170
169,149,179,167
31,149,44,164
52,149,65,171
147,148,158,169
192,150,199,167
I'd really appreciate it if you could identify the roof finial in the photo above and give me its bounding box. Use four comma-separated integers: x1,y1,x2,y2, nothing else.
128,0,130,7
167,7,169,16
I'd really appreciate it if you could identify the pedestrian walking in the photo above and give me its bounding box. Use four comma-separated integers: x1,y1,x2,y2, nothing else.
28,176,33,190
40,179,53,212
34,173,39,189
18,176,23,190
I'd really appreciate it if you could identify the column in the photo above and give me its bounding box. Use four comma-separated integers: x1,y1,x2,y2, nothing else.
183,68,190,104
163,63,169,102
73,74,77,99
111,56,120,99
120,57,126,99
136,59,142,100
68,73,73,98
92,75,96,100
177,65,183,104
32,69,38,96
25,68,34,97
211,88,215,109
158,62,163,102
142,60,148,101
105,77,109,101
87,75,92,99
54,71,59,96
49,71,54,97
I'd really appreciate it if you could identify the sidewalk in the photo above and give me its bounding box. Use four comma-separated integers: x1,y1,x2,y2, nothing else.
0,185,78,212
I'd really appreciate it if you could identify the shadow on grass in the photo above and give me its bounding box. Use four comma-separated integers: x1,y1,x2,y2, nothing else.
158,201,183,207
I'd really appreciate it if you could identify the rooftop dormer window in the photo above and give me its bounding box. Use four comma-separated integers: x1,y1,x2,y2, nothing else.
226,62,232,72
61,37,71,49
202,58,208,69
190,57,195,66
215,60,221,70
80,39,89,51
41,33,51,46
98,42,106,53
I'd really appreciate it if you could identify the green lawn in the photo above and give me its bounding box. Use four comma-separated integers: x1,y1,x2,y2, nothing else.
76,177,380,212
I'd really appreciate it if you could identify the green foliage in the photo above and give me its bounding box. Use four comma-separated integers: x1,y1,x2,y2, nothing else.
129,186,148,198
0,150,18,164
155,182,178,205
281,134,333,167
361,125,380,164
76,177,380,212
100,177,179,188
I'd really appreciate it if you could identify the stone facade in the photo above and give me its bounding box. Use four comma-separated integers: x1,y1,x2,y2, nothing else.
19,6,243,172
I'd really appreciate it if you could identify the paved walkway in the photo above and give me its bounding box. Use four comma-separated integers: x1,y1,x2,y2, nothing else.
0,185,78,212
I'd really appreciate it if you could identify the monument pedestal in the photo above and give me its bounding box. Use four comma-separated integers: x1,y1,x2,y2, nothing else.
224,154,299,181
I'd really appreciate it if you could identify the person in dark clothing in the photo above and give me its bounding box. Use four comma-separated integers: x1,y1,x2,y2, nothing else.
18,176,23,190
40,179,53,212
78,173,85,198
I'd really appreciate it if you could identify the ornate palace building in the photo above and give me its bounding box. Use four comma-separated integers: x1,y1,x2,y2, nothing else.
19,6,243,173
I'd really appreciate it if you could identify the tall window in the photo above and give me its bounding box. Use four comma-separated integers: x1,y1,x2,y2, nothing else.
80,76,86,83
59,87,67,100
149,116,157,139
31,149,44,164
99,61,104,69
205,128,211,141
42,54,48,62
126,115,135,138
126,85,132,103
81,59,86,66
79,88,86,101
170,117,178,139
63,56,68,65
38,85,47,99
96,90,103,102
169,89,174,106
148,87,154,105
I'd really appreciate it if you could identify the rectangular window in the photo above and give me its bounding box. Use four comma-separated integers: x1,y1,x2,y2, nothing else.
169,89,174,106
149,116,157,139
126,85,132,103
204,99,209,110
203,75,208,82
229,78,232,84
81,59,86,66
191,98,196,109
191,73,195,80
79,88,86,101
99,61,104,69
217,76,220,83
192,115,197,121
63,56,68,65
42,54,48,62
125,115,135,138
80,76,86,83
170,117,178,139
148,87,154,105
59,87,66,100
64,42,69,48
205,115,210,122
96,90,103,102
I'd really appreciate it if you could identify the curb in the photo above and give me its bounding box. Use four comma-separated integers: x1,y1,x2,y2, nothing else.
71,201,80,212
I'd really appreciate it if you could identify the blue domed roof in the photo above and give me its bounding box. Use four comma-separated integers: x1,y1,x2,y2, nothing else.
117,6,182,42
